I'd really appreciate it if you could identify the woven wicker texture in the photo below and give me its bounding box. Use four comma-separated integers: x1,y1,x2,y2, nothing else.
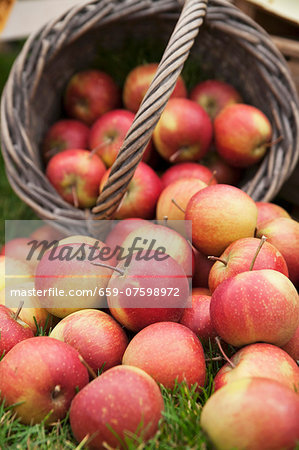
1,0,299,230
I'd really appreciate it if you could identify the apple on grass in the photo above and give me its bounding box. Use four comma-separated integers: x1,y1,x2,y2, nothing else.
214,103,272,167
156,178,207,234
256,201,291,228
210,269,299,347
42,119,89,163
0,304,34,355
257,217,299,286
0,255,34,292
123,62,187,113
160,162,217,188
107,251,190,332
208,236,289,293
122,322,206,389
88,109,152,167
50,309,128,374
153,98,213,163
0,336,89,425
214,343,299,393
30,224,66,242
190,79,242,120
46,149,106,208
70,365,164,449
99,162,162,219
185,184,257,256
64,69,120,125
179,292,216,346
35,240,113,318
200,377,299,450
0,238,40,272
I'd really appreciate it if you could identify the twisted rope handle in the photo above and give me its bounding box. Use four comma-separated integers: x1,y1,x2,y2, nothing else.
92,0,208,219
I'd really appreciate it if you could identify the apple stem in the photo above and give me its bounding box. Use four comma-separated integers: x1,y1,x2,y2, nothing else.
249,235,267,271
52,385,62,399
163,216,168,225
205,356,223,362
169,149,182,163
207,256,227,266
207,170,217,186
265,135,283,148
215,336,236,368
14,301,24,321
171,198,185,214
44,146,60,160
91,262,125,276
71,184,79,208
79,355,97,379
89,138,112,159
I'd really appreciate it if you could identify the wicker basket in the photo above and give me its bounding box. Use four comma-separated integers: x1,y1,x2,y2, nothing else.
1,0,299,233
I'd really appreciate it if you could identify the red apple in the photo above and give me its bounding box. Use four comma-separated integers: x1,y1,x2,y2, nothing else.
46,149,106,208
205,152,242,185
105,218,149,249
192,247,214,288
256,201,291,228
121,223,193,278
180,293,216,345
0,281,53,333
160,162,217,188
0,336,89,424
208,237,289,293
0,255,34,292
210,269,299,347
214,104,272,167
0,304,34,355
153,98,213,163
88,109,152,167
64,70,120,125
30,224,66,242
99,162,162,219
70,365,164,449
35,240,113,318
123,62,187,113
214,343,299,393
50,309,128,373
107,251,190,332
200,378,299,450
185,184,257,256
257,218,299,286
156,178,207,234
282,325,299,362
122,322,206,389
42,119,89,163
190,79,242,120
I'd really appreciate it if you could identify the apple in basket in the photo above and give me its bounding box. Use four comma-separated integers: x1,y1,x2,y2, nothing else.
160,162,217,188
190,79,242,120
153,98,213,163
214,103,272,167
46,148,106,208
123,62,187,113
64,69,120,125
204,151,242,185
88,109,152,167
99,162,162,219
42,119,89,163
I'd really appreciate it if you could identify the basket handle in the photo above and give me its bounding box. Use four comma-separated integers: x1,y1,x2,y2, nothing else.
92,0,208,219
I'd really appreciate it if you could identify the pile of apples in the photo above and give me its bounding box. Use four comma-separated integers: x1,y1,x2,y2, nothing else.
43,62,272,212
0,62,298,450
